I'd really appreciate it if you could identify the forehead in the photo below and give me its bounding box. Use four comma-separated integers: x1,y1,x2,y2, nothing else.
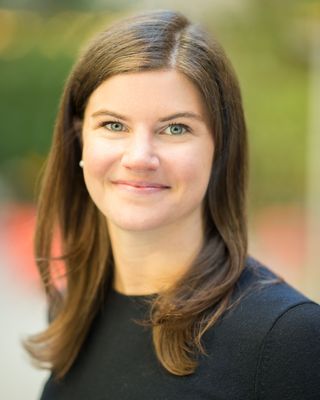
84,69,208,121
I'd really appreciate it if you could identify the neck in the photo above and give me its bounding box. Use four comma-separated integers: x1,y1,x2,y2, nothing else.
108,213,204,296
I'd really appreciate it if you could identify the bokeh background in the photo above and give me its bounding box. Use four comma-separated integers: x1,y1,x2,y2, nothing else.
0,0,319,398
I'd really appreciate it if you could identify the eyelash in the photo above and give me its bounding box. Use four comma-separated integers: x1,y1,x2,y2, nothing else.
98,120,191,135
98,120,125,131
165,122,190,135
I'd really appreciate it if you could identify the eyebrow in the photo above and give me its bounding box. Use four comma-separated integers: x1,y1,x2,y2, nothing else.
90,109,204,123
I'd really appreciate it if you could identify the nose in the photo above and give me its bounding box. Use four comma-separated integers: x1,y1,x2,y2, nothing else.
121,131,160,172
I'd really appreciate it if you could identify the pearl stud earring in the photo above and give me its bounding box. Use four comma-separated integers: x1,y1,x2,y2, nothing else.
79,160,84,168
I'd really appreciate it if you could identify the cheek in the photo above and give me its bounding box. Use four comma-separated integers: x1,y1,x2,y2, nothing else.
173,143,213,192
83,141,118,178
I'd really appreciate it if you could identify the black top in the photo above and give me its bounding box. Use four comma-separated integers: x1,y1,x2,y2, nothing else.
40,258,320,399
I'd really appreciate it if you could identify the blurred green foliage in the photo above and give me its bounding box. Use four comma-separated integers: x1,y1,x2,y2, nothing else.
212,0,311,208
0,0,317,207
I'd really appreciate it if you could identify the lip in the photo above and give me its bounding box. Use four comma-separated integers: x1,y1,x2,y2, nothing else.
111,180,170,193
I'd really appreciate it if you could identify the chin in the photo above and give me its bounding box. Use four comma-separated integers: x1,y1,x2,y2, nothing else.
106,213,170,232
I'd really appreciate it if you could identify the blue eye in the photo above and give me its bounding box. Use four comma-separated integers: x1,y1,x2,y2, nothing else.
104,121,125,132
164,123,189,135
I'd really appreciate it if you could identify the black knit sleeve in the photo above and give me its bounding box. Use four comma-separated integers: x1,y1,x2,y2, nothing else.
255,302,320,400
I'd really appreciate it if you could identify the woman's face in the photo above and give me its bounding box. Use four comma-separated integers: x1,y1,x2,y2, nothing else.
81,69,214,232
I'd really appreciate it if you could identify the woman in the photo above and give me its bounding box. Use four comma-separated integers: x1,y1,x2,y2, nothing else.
26,9,320,399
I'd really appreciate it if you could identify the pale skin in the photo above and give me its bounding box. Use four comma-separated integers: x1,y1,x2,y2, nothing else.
81,69,214,295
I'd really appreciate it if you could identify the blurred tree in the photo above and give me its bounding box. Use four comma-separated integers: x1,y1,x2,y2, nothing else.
203,0,310,208
0,0,135,12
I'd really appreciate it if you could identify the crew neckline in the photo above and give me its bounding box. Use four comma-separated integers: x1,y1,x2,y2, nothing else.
110,286,158,299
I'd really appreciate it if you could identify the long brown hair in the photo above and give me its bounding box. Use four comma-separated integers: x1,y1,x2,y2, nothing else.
24,9,248,378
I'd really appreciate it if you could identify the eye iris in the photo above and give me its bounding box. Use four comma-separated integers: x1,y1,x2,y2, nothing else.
170,124,183,135
111,122,122,131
